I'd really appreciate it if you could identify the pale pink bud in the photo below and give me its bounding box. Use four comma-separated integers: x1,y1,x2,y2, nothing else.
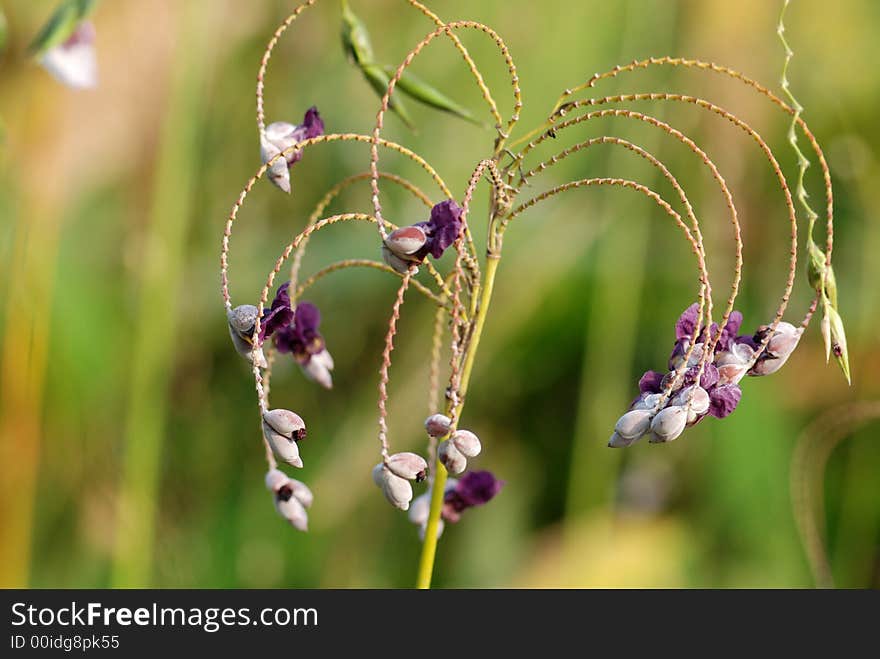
227,305,268,368
438,440,467,475
418,519,444,541
372,463,414,510
451,429,481,458
614,409,652,441
385,452,428,481
300,348,334,389
672,385,710,424
649,405,688,443
275,493,309,531
262,409,306,468
631,393,663,411
424,413,452,437
381,244,417,274
408,492,431,526
384,225,427,256
608,430,638,448
749,322,803,376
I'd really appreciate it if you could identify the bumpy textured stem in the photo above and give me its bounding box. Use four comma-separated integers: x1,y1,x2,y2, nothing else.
416,255,500,589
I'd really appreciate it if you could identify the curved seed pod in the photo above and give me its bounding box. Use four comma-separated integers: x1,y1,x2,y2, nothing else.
275,492,308,531
262,409,306,440
451,429,481,458
385,452,428,481
424,413,452,437
438,440,467,475
649,406,688,443
614,409,652,441
385,225,427,257
381,470,413,511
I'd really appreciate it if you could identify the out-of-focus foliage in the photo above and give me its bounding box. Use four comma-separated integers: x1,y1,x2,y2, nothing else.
0,0,878,588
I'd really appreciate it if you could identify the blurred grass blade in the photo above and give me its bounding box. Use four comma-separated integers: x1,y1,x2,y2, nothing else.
28,0,97,56
0,9,8,54
340,0,374,65
383,65,482,125
361,63,415,129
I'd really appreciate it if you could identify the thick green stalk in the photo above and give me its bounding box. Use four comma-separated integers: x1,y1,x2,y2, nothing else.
416,255,500,589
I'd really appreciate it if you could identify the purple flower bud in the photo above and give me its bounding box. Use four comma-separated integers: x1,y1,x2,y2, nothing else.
451,429,481,458
385,452,428,481
444,471,504,516
683,363,719,389
421,200,463,259
649,405,687,442
614,409,652,442
675,303,701,341
424,413,452,437
39,21,97,89
638,370,665,394
438,440,467,475
708,384,742,418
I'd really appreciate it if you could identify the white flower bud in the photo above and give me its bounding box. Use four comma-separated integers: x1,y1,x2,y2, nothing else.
424,413,452,437
750,322,803,376
381,244,418,274
418,519,444,541
275,494,308,531
262,409,306,468
384,225,427,256
438,440,467,475
227,305,268,368
614,409,652,441
381,471,413,511
649,405,688,443
265,469,288,492
408,492,431,526
608,431,637,448
631,393,663,411
385,452,428,481
672,386,710,423
300,348,334,389
451,429,481,458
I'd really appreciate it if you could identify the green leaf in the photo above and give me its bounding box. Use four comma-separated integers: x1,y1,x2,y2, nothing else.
340,0,373,65
382,65,482,125
361,63,415,129
28,0,97,56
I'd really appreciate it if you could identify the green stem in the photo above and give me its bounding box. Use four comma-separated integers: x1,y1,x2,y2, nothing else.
415,254,501,589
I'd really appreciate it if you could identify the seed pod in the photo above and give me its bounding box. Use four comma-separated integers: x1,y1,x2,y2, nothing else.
424,413,452,437
649,405,688,443
672,386,710,423
631,393,662,412
275,492,309,531
381,244,417,274
608,430,638,448
451,429,481,458
385,225,427,257
438,440,467,475
385,452,428,481
381,470,413,511
614,409,652,441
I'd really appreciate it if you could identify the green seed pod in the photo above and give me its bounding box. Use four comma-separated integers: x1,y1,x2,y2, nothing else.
827,307,851,385
361,63,415,129
383,65,481,125
340,0,374,65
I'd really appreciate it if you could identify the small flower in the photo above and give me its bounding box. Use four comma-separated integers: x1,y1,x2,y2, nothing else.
262,409,307,468
260,107,325,193
381,199,464,271
265,468,312,531
707,383,742,418
261,283,334,389
443,471,504,522
39,21,97,89
227,304,268,368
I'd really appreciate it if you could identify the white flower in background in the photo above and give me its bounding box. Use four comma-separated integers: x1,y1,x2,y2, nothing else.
39,21,97,89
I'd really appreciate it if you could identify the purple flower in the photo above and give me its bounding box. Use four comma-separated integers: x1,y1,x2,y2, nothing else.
708,384,742,418
683,363,719,389
675,303,701,341
259,282,334,388
416,200,464,260
638,370,665,394
442,470,504,523
715,311,743,351
260,107,325,193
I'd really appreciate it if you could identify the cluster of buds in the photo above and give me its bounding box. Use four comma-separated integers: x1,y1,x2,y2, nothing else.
382,200,463,273
424,413,483,475
610,303,803,447
408,471,504,539
372,452,428,511
260,107,325,193
262,408,307,468
265,469,313,531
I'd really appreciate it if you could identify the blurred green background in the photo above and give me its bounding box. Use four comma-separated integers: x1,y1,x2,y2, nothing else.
1,0,878,588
